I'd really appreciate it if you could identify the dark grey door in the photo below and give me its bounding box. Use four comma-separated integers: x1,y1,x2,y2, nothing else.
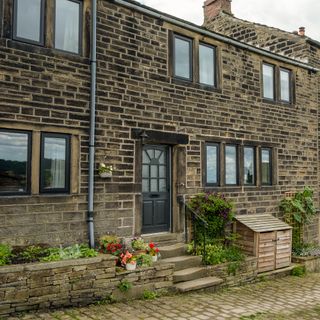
142,145,170,233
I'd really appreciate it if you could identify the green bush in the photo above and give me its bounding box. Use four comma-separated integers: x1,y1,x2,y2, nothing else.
291,265,306,277
0,244,12,266
19,245,48,263
118,279,132,292
188,192,235,241
136,253,153,267
143,289,158,300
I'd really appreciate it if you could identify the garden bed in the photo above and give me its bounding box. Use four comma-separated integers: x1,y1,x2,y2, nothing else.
0,255,175,317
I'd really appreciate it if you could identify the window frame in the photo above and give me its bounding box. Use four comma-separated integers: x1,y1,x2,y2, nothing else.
199,42,216,88
53,0,83,55
279,67,292,103
260,147,273,186
243,146,256,186
205,142,220,186
40,132,71,194
173,34,193,82
262,62,275,101
224,144,239,186
12,0,45,46
0,128,32,196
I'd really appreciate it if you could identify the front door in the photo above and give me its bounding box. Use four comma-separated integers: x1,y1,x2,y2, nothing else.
142,145,170,234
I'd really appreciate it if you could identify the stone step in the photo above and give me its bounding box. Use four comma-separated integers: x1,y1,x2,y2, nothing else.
142,233,180,246
173,267,207,283
161,255,203,271
174,276,223,293
159,243,187,259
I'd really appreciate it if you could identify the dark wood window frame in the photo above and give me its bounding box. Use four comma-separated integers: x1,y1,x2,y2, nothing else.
205,143,220,186
224,144,239,186
260,147,273,186
199,42,216,88
173,34,193,82
262,62,294,104
40,132,71,194
53,0,83,55
0,128,32,196
12,0,46,46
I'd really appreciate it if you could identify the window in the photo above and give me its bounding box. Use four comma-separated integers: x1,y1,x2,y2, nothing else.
173,35,192,80
199,43,215,86
225,145,238,185
0,129,31,195
244,147,255,185
261,148,272,185
40,133,70,193
262,63,275,100
13,0,45,45
280,68,291,102
55,0,82,54
205,143,219,185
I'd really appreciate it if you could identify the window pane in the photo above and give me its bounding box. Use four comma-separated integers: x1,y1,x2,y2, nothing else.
225,145,237,185
174,37,191,79
280,69,290,102
0,131,30,193
42,136,68,190
55,0,80,53
206,145,218,184
263,64,274,100
142,179,149,192
199,44,215,86
261,149,272,185
244,147,255,185
15,0,42,42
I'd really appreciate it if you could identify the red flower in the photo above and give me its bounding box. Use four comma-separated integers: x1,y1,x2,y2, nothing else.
149,242,155,249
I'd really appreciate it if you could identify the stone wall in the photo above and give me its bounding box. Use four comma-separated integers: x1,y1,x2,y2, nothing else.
0,255,174,317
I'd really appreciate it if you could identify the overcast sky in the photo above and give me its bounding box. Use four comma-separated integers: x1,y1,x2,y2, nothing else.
138,0,320,42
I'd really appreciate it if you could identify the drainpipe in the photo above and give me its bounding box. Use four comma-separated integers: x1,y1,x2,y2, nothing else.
88,0,97,248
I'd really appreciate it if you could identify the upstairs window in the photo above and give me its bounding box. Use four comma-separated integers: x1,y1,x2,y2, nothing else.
55,0,82,54
0,130,31,195
40,133,70,193
262,63,275,100
280,68,291,103
199,43,216,87
13,0,45,45
173,35,193,81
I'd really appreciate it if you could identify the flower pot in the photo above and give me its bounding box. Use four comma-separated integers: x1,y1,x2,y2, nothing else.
126,261,137,271
99,172,112,178
152,255,158,262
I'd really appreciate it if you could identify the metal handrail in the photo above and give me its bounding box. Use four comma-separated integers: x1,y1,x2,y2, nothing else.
179,196,209,264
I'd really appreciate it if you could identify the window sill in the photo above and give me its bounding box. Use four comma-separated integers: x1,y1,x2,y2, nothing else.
262,98,295,107
171,78,221,93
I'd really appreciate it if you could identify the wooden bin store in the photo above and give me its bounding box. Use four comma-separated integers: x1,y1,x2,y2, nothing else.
234,214,292,273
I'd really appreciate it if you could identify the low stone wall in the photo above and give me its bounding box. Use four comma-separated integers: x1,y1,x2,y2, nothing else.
292,256,320,273
206,257,258,287
0,255,175,317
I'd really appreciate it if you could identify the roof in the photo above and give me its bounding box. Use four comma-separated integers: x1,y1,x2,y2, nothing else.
235,214,292,232
112,0,318,72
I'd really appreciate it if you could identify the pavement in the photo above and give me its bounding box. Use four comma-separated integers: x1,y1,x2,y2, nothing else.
10,273,320,320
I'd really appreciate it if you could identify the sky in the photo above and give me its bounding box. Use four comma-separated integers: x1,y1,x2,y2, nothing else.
137,0,320,42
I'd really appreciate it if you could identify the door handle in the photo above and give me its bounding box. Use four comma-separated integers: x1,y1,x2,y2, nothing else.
150,194,160,198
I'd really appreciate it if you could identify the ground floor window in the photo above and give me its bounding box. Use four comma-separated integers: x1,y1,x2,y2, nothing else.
204,141,274,187
0,129,31,195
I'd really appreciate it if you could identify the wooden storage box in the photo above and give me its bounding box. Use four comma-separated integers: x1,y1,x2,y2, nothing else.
234,214,292,273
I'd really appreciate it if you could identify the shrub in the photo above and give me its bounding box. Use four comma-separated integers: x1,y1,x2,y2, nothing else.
118,279,132,292
136,253,153,267
0,244,12,266
98,235,122,256
143,290,158,300
131,237,148,251
188,192,235,241
291,265,306,277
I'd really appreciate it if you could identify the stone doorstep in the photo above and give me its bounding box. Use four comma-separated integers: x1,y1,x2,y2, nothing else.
173,266,207,283
142,232,180,246
174,276,224,293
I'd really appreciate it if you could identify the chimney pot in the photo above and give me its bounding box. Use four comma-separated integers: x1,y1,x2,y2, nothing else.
298,26,305,36
203,0,232,22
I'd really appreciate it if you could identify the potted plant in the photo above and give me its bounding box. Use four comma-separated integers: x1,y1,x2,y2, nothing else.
98,235,122,256
98,163,113,178
131,237,148,254
120,250,137,271
147,242,160,262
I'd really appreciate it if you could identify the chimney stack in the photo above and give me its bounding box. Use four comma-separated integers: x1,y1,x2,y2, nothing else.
203,0,232,22
298,26,305,36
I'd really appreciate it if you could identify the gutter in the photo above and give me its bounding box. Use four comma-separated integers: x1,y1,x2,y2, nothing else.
112,0,319,73
88,0,97,248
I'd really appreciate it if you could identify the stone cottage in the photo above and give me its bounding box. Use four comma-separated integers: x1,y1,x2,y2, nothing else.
0,0,319,247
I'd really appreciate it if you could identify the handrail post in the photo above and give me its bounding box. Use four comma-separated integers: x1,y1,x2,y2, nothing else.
193,213,196,253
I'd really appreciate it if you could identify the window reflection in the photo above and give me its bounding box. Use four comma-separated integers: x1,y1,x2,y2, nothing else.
206,145,218,184
0,131,30,193
225,145,237,185
280,69,290,102
261,149,272,185
199,44,215,86
244,147,255,185
174,36,191,79
263,64,274,100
